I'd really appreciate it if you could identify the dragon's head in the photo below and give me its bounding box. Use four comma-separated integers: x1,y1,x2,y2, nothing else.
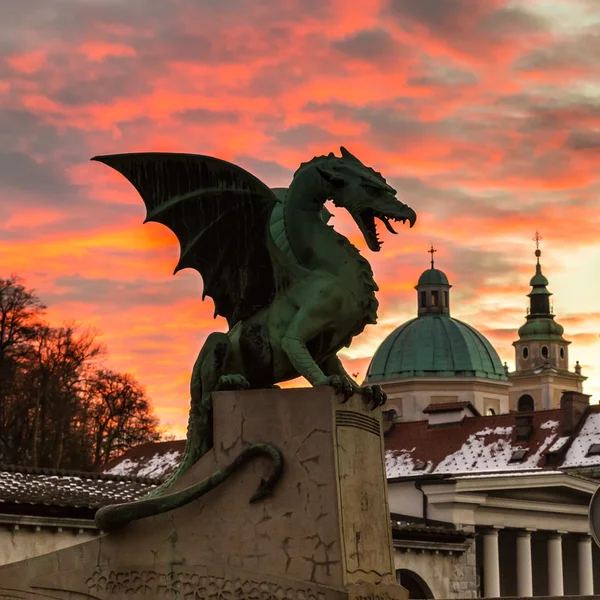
315,147,416,252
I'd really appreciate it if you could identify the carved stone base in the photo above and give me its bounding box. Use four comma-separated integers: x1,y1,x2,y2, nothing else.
0,388,407,600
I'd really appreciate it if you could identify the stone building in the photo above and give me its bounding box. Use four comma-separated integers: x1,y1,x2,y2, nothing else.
384,390,600,598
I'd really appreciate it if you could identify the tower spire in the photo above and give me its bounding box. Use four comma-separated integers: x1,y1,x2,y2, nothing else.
533,230,542,265
428,244,437,269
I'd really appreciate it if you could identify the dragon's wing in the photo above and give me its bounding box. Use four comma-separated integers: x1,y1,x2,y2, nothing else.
92,152,293,327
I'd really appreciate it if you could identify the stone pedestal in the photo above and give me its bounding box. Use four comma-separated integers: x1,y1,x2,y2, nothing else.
0,387,407,600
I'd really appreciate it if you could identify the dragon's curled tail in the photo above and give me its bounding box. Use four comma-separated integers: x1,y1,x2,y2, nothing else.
95,443,284,531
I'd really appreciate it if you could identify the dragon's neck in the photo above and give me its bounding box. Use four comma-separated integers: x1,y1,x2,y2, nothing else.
284,168,378,330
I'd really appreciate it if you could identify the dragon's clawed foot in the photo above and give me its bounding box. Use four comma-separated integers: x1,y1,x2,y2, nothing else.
216,374,251,391
321,374,354,402
358,384,387,409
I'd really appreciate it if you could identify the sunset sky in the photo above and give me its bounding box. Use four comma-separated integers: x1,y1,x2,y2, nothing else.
1,0,599,437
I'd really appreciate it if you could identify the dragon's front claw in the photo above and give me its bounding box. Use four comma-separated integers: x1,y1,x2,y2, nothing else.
216,374,251,391
322,374,354,402
359,384,387,409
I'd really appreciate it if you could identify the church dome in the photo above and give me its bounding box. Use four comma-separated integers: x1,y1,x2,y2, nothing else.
366,315,508,382
418,268,449,286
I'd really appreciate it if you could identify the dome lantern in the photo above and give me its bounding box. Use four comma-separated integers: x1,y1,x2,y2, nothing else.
415,245,452,316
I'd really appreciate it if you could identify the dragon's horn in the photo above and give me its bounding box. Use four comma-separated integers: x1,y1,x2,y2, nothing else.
340,146,361,163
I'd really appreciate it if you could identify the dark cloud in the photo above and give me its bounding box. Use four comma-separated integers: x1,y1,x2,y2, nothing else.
234,156,293,186
387,1,547,60
388,0,470,32
47,274,198,308
51,68,154,107
333,28,400,63
173,108,241,125
479,7,546,37
0,109,87,159
407,66,477,87
0,152,75,198
566,132,600,151
516,33,600,74
273,124,332,148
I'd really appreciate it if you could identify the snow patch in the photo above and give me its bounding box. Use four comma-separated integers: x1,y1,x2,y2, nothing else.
105,451,182,478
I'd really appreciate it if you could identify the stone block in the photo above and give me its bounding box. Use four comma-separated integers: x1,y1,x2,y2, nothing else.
0,388,407,600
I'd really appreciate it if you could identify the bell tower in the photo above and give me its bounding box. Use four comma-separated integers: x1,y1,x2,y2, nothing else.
509,233,586,411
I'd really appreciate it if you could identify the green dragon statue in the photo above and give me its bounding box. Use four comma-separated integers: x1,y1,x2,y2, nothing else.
92,147,416,530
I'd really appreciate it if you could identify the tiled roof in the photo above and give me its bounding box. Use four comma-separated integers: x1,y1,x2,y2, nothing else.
422,401,479,414
386,406,600,478
0,464,158,509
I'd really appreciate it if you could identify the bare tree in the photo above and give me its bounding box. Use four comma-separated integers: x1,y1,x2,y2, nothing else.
0,276,163,470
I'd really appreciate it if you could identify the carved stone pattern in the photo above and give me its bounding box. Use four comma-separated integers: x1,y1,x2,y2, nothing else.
86,568,328,600
335,412,380,437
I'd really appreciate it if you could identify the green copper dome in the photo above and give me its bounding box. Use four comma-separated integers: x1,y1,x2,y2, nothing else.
529,270,549,287
418,268,449,286
366,314,508,382
518,317,564,341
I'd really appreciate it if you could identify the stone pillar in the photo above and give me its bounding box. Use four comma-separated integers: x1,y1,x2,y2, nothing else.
547,532,564,597
516,530,533,597
482,528,500,598
578,534,594,595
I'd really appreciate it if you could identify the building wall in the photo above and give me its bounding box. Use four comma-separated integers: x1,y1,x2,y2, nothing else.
0,525,97,566
509,372,583,411
383,378,510,422
514,339,570,372
394,538,478,599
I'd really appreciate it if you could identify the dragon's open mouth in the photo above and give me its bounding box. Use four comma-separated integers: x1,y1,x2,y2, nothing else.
357,207,416,252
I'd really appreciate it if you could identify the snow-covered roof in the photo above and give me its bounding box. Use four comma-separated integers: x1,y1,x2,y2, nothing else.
101,404,600,483
0,464,157,510
102,440,184,480
385,406,600,479
562,412,600,468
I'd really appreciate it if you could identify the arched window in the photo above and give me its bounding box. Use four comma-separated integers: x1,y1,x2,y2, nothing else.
560,347,565,360
396,570,434,599
522,346,529,360
518,394,535,412
541,345,549,359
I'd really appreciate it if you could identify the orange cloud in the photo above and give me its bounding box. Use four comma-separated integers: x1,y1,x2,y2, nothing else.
1,0,599,435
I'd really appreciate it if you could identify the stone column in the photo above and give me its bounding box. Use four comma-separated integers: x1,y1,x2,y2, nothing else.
516,530,533,597
482,528,500,598
547,532,564,597
578,534,594,595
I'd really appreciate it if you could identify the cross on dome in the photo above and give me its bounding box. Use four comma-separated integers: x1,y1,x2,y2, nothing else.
428,244,437,269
